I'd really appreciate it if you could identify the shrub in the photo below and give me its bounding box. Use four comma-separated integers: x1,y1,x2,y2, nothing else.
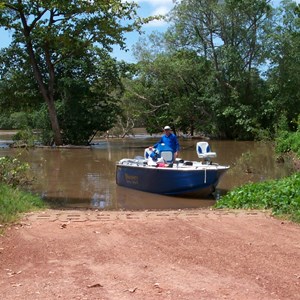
275,131,300,157
12,128,36,147
0,156,45,227
0,113,13,129
0,156,32,187
215,173,300,222
10,112,30,129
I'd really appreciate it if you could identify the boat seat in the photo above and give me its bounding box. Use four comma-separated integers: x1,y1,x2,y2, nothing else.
144,146,174,163
196,142,217,159
160,150,173,163
144,148,152,159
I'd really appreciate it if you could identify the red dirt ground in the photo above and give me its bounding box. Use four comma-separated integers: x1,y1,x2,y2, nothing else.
0,209,300,300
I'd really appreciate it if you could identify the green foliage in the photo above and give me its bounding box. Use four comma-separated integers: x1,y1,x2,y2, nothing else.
12,128,36,147
0,154,43,226
1,0,300,141
55,52,122,145
0,156,32,187
0,0,142,145
222,122,300,222
0,48,124,145
57,97,120,145
0,113,13,129
215,173,300,222
27,105,52,145
164,0,273,139
127,49,216,135
10,112,29,129
8,112,36,146
275,130,300,157
0,46,43,110
264,1,300,132
253,128,273,141
275,114,290,133
0,110,36,130
0,183,45,225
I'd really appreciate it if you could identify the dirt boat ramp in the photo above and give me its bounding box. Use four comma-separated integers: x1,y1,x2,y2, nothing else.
0,209,300,300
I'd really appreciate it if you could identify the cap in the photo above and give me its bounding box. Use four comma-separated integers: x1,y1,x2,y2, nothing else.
164,126,171,130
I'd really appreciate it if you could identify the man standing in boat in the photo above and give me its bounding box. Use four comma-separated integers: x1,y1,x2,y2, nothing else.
151,126,180,161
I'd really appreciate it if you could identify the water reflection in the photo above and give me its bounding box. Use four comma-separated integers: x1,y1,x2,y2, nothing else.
91,192,109,209
116,186,216,210
0,137,295,210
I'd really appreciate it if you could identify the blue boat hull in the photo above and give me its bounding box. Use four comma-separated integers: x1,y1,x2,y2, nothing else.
116,164,228,195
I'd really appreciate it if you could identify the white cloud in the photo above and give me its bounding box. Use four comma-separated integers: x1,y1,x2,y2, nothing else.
134,0,175,27
142,4,172,27
152,6,170,16
145,18,168,27
136,0,174,6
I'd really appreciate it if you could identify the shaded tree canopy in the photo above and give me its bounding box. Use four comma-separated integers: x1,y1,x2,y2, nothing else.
128,0,300,139
0,0,142,144
1,0,300,142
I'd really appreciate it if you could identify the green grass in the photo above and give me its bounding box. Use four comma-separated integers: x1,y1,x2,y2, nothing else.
215,172,300,223
0,183,46,226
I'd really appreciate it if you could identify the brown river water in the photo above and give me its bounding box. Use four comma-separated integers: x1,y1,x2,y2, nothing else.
0,132,295,210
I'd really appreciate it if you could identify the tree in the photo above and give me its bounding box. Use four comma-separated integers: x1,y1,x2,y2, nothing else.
124,47,216,136
0,0,140,145
0,45,41,111
55,49,123,145
265,0,300,131
165,0,273,139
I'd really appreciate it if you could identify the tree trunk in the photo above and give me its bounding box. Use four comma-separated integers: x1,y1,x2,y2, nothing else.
46,98,63,145
28,46,63,145
20,11,63,145
44,43,63,145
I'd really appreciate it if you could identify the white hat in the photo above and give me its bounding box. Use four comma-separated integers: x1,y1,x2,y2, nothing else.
164,125,171,130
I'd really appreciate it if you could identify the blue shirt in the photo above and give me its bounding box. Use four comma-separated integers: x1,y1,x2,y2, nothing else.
155,133,180,153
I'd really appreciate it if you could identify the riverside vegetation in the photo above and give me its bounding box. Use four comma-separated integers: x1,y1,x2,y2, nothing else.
215,130,300,223
0,156,46,230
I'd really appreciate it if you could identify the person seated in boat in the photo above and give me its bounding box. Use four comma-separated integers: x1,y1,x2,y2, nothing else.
150,125,180,161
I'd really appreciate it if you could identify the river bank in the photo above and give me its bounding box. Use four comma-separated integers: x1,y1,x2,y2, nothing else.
0,208,299,300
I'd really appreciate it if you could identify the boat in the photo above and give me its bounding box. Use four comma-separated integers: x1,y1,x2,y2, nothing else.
116,142,229,196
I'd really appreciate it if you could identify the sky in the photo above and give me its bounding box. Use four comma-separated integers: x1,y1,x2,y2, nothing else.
117,0,300,62
0,0,299,63
112,0,175,62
